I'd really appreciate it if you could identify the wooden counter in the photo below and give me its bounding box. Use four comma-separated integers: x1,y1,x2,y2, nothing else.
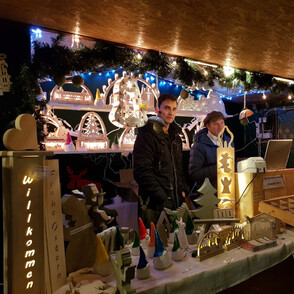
235,168,294,222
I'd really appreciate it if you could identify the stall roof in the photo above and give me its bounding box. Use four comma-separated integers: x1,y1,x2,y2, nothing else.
1,0,294,81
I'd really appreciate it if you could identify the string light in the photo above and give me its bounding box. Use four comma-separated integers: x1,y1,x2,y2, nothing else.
223,66,235,77
288,94,292,100
262,92,266,99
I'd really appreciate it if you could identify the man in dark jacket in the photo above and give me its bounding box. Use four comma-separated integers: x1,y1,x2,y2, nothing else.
189,111,232,193
133,94,189,225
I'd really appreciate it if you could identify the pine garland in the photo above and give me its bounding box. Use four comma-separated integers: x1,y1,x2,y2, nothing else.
28,36,294,95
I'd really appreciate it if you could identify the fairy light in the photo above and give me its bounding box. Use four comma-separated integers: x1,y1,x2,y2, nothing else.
223,66,235,77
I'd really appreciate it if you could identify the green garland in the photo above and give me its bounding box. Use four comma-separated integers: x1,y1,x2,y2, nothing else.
29,35,294,95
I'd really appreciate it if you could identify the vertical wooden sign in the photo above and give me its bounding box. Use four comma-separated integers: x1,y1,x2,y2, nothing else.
44,159,67,292
1,151,55,294
217,126,235,212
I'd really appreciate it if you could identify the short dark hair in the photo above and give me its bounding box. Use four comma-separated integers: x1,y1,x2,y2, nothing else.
203,111,225,126
157,94,177,108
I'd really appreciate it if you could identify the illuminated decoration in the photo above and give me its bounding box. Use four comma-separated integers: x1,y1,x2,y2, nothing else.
217,125,235,212
50,80,94,105
177,90,228,118
1,151,55,294
76,112,109,151
103,71,158,127
0,53,11,95
223,226,245,251
42,110,69,151
3,114,39,151
119,127,136,150
196,231,224,261
102,72,159,111
239,92,254,126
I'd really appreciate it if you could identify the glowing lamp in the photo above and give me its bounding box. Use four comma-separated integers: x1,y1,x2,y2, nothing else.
217,126,235,213
239,108,254,126
239,92,254,126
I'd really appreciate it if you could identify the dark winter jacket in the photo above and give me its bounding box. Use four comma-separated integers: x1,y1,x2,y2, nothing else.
133,120,189,211
189,127,232,191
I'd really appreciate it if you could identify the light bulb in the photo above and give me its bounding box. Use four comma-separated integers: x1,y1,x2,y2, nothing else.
288,94,292,100
263,92,266,99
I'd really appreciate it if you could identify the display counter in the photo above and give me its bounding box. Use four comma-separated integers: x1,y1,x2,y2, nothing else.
54,229,294,294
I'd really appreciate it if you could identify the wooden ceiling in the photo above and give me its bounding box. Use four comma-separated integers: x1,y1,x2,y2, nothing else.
1,0,294,81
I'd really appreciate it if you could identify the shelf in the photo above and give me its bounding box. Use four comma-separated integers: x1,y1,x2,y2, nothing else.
47,102,198,117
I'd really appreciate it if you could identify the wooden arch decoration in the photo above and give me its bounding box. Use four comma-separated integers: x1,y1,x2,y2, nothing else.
50,81,94,105
76,111,109,151
196,231,224,261
118,127,136,150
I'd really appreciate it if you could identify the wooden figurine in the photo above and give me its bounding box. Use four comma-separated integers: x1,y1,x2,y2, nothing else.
176,218,189,250
136,246,150,280
93,236,113,276
171,234,185,261
131,230,141,256
186,214,198,245
61,195,97,274
153,230,171,270
138,217,150,249
109,248,136,294
82,183,115,233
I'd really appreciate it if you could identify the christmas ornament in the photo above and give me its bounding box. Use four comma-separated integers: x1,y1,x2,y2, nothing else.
72,75,84,87
53,75,66,87
180,89,189,99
